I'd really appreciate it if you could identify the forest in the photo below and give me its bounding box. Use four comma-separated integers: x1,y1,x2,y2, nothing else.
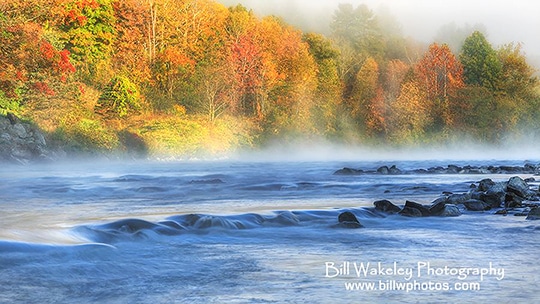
1,0,539,158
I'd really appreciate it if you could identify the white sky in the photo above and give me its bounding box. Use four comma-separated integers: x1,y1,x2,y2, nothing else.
218,0,540,65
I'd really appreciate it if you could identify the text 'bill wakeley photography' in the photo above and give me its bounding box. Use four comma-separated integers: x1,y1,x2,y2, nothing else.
324,261,505,292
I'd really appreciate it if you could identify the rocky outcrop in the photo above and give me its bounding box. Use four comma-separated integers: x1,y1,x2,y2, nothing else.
334,164,540,175
0,114,64,164
372,174,540,220
374,199,462,217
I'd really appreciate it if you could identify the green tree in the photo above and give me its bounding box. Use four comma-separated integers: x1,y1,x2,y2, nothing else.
303,32,342,137
460,31,501,90
330,3,383,57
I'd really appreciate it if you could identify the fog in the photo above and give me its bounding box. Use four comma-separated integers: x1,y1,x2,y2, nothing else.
230,134,540,163
217,0,540,67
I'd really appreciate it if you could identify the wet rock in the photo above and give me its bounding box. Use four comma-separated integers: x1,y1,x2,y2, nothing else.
373,199,401,213
377,166,389,174
447,165,461,174
438,205,461,217
463,199,492,211
504,192,524,208
446,193,472,205
389,165,401,174
507,176,531,199
404,200,430,216
428,200,447,215
478,178,496,192
480,191,504,208
337,211,363,228
526,207,540,220
333,167,363,175
399,206,423,217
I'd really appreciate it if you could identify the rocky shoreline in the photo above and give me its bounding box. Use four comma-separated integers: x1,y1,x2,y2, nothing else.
0,114,65,164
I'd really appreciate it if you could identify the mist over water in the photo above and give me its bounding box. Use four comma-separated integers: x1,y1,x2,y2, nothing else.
231,137,540,162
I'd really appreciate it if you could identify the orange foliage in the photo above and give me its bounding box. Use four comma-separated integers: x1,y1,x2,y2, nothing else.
416,43,464,101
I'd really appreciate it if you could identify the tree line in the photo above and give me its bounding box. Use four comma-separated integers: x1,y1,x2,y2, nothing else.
1,0,539,151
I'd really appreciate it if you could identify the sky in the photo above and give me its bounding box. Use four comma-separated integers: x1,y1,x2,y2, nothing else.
217,0,540,66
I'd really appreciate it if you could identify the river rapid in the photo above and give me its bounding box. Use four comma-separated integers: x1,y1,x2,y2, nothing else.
1,158,539,303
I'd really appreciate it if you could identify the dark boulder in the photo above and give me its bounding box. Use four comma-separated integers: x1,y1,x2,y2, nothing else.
480,191,504,209
334,167,363,175
373,199,401,213
463,199,492,211
336,211,363,228
428,200,447,215
478,178,496,192
526,207,540,220
404,200,430,216
507,176,531,199
447,164,461,174
377,166,389,174
389,165,401,174
399,206,423,217
504,192,524,208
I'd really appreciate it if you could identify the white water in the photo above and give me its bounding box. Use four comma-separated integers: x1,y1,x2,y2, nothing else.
1,159,539,303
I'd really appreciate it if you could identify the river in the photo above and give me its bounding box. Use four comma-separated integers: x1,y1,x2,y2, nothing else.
1,158,539,303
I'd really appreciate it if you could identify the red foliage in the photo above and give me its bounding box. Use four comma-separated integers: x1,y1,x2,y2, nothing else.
33,81,56,96
58,49,76,74
40,41,56,60
229,34,263,93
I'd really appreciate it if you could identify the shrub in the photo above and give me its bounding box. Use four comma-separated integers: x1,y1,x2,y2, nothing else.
95,75,141,118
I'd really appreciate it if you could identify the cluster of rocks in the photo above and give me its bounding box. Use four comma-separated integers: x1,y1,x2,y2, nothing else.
376,175,540,219
0,113,64,164
334,164,540,176
336,175,540,228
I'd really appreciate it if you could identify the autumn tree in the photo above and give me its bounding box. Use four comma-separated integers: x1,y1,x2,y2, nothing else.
303,32,342,137
383,59,410,100
416,43,464,130
388,80,429,144
254,16,317,138
0,5,75,112
345,57,381,136
111,0,151,84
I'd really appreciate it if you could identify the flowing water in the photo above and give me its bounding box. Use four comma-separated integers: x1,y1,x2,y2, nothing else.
1,159,539,303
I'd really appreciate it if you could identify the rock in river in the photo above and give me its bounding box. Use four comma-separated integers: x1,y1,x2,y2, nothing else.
463,199,492,211
336,211,363,228
373,199,401,213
